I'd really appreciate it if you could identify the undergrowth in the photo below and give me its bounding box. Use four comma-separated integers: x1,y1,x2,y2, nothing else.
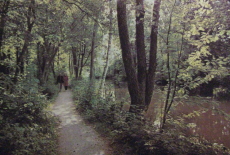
72,79,230,155
0,74,59,155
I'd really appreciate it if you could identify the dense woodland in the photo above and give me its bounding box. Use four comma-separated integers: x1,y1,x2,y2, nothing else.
1,0,230,154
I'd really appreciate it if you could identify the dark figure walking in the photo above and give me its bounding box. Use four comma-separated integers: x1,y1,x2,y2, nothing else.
63,73,69,90
56,73,64,91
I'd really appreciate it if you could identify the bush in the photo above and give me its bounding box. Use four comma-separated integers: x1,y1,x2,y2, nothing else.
71,79,230,155
0,76,58,155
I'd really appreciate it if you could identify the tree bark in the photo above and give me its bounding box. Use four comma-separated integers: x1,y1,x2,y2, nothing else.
0,0,10,75
145,0,161,107
72,46,78,79
100,1,113,90
14,0,36,82
77,45,81,75
117,0,141,107
90,20,98,79
0,0,10,50
161,0,176,131
136,0,147,106
69,50,73,76
79,44,86,78
37,41,59,85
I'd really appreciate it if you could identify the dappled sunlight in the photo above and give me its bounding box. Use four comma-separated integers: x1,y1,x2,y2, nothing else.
52,100,82,127
144,90,165,128
93,151,106,155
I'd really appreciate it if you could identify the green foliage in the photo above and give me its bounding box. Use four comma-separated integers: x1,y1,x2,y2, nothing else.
109,59,126,85
40,76,59,100
71,79,230,155
72,79,118,124
1,0,230,154
155,1,230,127
0,76,58,155
71,79,92,111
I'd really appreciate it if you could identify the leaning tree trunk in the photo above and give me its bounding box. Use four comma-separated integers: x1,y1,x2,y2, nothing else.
117,0,142,108
145,0,161,107
161,0,176,131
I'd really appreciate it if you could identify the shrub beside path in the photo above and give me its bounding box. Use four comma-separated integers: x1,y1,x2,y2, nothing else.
51,90,113,155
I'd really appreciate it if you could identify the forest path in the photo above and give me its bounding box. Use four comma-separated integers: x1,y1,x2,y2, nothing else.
51,90,112,155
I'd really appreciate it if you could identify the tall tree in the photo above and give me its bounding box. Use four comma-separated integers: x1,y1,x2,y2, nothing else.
136,0,147,106
145,0,161,107
0,0,10,75
89,1,103,80
0,0,10,50
100,0,113,91
117,0,142,108
14,0,36,81
71,46,78,79
89,20,98,79
117,0,161,112
37,41,60,85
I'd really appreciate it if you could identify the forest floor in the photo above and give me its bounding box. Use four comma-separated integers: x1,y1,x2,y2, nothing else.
51,89,113,155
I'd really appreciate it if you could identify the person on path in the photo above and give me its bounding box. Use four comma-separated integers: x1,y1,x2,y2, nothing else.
56,73,64,91
63,73,69,90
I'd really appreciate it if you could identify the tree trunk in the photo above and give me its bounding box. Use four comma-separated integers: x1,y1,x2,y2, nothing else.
90,20,98,80
0,0,10,75
77,46,81,76
72,46,78,79
0,0,10,50
145,0,161,107
69,51,73,76
161,1,176,131
100,1,113,91
79,44,86,78
14,0,36,82
37,41,59,85
52,60,56,79
136,0,147,106
117,0,141,107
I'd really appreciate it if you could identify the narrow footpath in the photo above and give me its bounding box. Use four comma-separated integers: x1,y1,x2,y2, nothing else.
52,90,112,155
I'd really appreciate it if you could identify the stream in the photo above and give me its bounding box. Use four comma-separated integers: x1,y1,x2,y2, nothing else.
104,81,230,149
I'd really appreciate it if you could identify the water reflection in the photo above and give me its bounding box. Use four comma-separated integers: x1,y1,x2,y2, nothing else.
169,100,230,149
112,82,230,149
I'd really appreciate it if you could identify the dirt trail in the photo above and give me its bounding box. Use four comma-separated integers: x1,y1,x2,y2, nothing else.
52,90,112,155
